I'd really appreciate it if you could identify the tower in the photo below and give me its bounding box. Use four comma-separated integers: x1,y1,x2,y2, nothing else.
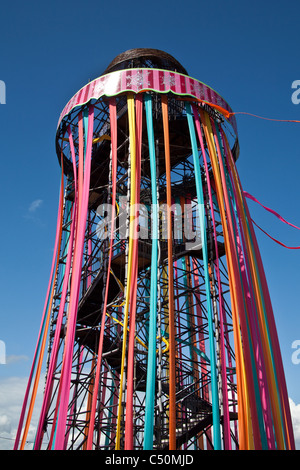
15,48,295,450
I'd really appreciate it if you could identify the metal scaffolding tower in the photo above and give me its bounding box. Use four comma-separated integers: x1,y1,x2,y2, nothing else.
15,49,295,451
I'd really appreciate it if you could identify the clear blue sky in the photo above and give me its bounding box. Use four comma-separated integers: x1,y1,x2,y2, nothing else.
0,0,299,448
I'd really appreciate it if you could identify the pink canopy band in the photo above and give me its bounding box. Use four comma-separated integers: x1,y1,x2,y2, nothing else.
57,68,237,136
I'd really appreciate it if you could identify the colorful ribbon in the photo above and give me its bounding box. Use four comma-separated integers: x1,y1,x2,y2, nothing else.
244,191,300,249
143,94,159,450
15,86,295,452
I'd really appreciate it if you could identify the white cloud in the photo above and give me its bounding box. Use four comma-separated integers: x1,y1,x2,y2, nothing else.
23,199,45,226
0,376,44,450
28,199,43,213
5,355,29,365
0,375,299,450
289,398,300,449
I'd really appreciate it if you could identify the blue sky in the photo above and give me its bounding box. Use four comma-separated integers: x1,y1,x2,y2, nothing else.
0,0,300,449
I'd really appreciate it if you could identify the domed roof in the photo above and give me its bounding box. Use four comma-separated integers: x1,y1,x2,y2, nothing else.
102,48,188,76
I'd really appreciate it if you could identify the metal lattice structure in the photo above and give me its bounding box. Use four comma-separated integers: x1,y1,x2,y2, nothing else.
15,49,295,451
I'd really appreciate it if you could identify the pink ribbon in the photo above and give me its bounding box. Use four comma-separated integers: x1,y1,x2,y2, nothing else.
244,191,300,231
54,106,94,449
244,191,300,249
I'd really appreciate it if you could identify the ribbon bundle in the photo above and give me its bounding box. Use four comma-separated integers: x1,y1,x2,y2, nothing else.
15,90,295,451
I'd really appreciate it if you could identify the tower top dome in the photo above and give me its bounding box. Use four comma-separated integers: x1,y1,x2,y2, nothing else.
102,48,188,76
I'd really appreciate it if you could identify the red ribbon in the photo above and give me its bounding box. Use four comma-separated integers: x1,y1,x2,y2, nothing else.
244,191,300,249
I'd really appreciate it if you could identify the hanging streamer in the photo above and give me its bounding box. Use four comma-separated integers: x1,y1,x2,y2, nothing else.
244,191,300,230
115,93,139,450
16,62,296,451
34,131,79,450
217,122,276,449
34,202,76,448
86,98,118,450
199,108,258,448
215,121,272,449
144,93,159,450
222,128,294,449
226,145,295,449
243,190,300,249
124,94,143,449
54,106,94,450
252,220,300,249
228,111,300,123
14,158,65,450
191,103,232,449
185,102,221,450
161,95,177,451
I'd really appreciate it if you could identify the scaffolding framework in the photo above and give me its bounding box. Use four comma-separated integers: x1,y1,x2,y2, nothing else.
15,49,295,451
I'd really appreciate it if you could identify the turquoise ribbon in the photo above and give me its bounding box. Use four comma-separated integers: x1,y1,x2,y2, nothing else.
185,102,221,450
143,95,159,450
